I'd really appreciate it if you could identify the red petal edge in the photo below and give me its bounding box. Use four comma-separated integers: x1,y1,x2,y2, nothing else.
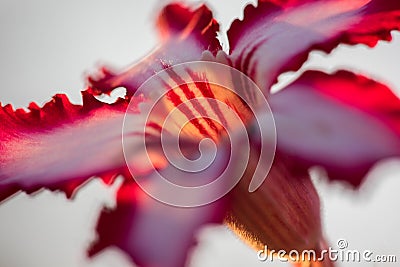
87,3,221,97
88,180,227,267
228,0,400,91
0,92,135,201
269,70,400,186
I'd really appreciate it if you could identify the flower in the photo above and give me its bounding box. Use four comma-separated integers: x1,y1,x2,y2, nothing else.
1,1,400,267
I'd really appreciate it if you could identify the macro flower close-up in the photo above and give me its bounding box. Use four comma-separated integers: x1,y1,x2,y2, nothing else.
1,0,400,267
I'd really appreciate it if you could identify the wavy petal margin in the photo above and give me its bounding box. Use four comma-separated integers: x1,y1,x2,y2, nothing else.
268,70,400,186
87,3,221,97
0,92,137,200
228,0,400,91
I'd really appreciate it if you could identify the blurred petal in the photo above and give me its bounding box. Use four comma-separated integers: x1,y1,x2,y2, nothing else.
89,179,228,267
269,71,400,186
227,0,400,91
0,92,139,200
227,152,333,266
88,3,221,97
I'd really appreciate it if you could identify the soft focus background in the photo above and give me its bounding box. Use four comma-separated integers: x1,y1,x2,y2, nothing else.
1,0,399,266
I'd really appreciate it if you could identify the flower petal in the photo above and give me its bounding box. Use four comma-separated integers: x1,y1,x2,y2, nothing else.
268,71,400,186
227,0,400,91
228,151,322,252
88,180,228,267
0,92,138,200
88,64,247,265
87,3,221,97
0,60,259,201
227,151,334,266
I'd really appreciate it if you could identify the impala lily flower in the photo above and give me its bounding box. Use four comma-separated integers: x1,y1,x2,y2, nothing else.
1,1,400,267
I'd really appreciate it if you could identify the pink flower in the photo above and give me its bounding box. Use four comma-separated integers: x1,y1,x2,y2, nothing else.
1,1,400,267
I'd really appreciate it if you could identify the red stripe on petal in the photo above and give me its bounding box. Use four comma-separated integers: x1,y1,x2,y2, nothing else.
163,80,213,138
165,68,220,136
185,69,230,128
145,122,163,133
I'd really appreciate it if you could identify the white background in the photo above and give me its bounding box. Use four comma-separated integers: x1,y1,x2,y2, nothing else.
0,0,399,266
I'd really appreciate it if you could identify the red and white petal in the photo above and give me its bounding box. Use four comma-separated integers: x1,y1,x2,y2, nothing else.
0,92,140,200
88,179,228,267
268,71,400,186
87,3,221,97
228,0,400,91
